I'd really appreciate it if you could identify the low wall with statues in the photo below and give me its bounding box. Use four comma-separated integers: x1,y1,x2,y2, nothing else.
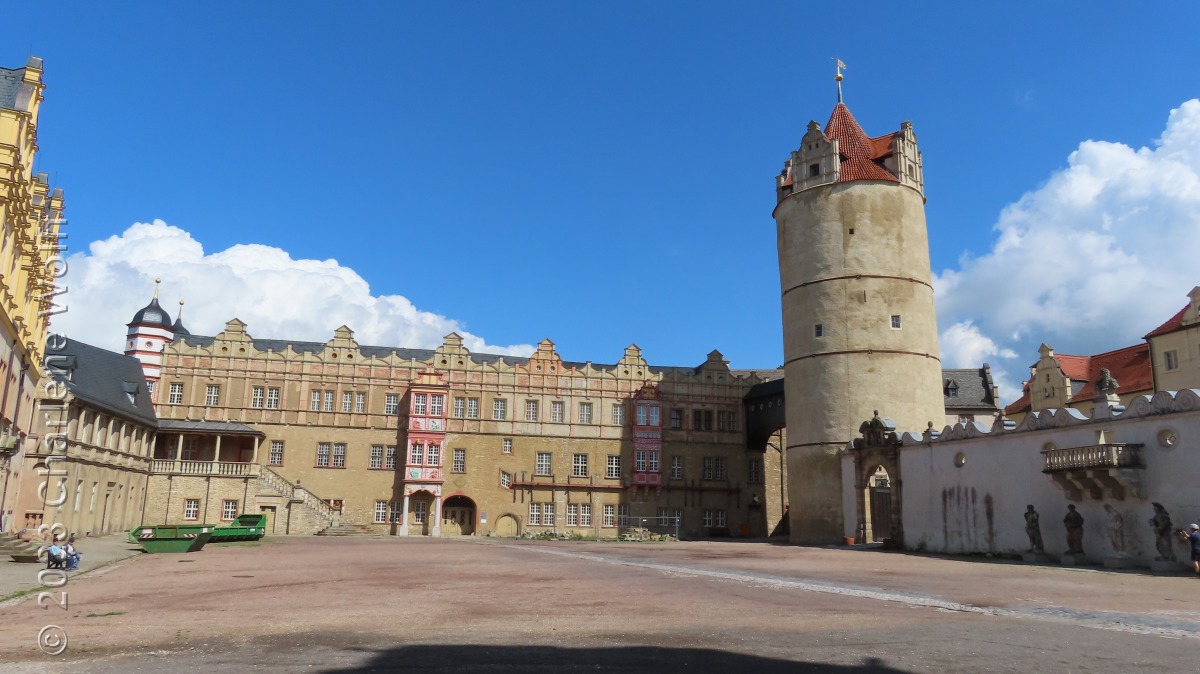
841,389,1200,568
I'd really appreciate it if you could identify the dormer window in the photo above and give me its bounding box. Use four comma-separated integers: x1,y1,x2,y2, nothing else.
946,381,959,398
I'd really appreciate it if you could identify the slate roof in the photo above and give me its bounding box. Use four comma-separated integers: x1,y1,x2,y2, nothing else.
824,103,899,184
942,367,998,411
0,66,25,109
157,419,262,436
128,297,173,328
47,338,158,427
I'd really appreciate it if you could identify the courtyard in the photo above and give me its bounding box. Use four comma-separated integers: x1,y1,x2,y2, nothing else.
1,536,1199,673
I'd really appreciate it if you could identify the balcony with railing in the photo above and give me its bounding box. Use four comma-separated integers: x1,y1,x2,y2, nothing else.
1041,443,1144,500
150,460,261,477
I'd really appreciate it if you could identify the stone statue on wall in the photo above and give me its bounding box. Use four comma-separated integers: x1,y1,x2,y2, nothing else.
1024,505,1044,553
1150,502,1178,562
1103,504,1126,554
1064,504,1084,554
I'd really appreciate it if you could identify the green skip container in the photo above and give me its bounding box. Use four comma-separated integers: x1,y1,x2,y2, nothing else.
209,514,268,543
129,525,214,553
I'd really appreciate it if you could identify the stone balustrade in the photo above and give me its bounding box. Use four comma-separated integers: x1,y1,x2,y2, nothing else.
149,460,261,477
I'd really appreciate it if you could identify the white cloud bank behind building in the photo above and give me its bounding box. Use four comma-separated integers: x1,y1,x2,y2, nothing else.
935,99,1200,403
54,221,536,358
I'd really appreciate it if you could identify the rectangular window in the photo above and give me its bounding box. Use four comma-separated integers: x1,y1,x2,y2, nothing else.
452,448,466,473
269,440,284,466
493,399,507,420
426,443,441,466
703,510,713,527
375,500,388,524
814,323,824,338
413,501,427,524
618,504,629,527
342,392,353,412
409,442,423,465
316,442,331,467
502,438,513,454
603,504,615,527
544,503,555,526
581,503,592,526
453,397,465,418
636,405,647,426
500,470,513,489
573,453,588,477
716,510,727,528
648,450,659,473
715,457,727,480
891,314,902,329
205,385,220,406
525,400,539,422
184,499,199,520
635,450,647,472
385,393,400,415
670,455,682,479
332,443,346,468
703,457,714,480
579,402,592,424
606,454,621,478
323,391,334,412
251,387,264,408
414,393,428,415
389,500,401,523
529,502,542,526
310,391,321,411
467,398,480,419
551,401,564,423
1165,349,1180,371
385,446,397,470
370,445,384,469
718,411,730,431
693,410,703,430
670,409,682,429
612,404,625,425
749,458,762,484
536,452,552,475
567,504,579,526
355,392,366,413
267,387,281,409
649,407,660,427
222,500,238,521
430,395,444,416
147,381,156,400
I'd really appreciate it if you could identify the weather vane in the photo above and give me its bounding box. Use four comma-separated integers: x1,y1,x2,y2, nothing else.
833,58,847,103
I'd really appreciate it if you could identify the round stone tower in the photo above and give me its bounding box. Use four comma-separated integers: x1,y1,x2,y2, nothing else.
773,91,944,544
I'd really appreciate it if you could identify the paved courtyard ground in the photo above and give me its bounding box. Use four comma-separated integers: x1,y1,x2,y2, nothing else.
2,536,1199,673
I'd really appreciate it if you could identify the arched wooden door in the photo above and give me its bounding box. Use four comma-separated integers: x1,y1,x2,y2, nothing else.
441,495,476,536
495,514,519,538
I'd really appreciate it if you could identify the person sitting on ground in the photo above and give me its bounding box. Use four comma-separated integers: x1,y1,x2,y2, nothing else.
46,538,66,568
64,536,81,570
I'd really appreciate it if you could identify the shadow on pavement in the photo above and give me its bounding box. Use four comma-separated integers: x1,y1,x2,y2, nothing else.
320,644,908,673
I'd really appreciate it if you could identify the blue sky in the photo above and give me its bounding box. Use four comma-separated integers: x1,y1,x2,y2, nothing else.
8,2,1200,403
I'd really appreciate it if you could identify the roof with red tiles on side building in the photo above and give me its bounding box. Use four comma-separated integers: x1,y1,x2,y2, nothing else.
1003,383,1032,417
824,103,899,184
1144,304,1188,339
1003,344,1153,416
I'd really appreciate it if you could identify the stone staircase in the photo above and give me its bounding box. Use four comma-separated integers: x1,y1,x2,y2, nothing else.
315,523,377,537
256,466,338,534
1,531,44,562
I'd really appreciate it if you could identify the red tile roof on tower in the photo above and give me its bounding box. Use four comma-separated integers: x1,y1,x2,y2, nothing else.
824,103,899,184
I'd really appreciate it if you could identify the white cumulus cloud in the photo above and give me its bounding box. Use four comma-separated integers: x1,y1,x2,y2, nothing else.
935,99,1200,405
52,220,536,358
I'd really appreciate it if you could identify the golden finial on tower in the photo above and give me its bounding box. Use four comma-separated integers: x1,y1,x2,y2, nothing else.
833,58,847,103
153,277,162,299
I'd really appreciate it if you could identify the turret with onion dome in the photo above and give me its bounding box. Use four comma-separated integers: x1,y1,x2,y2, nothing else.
125,278,183,398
